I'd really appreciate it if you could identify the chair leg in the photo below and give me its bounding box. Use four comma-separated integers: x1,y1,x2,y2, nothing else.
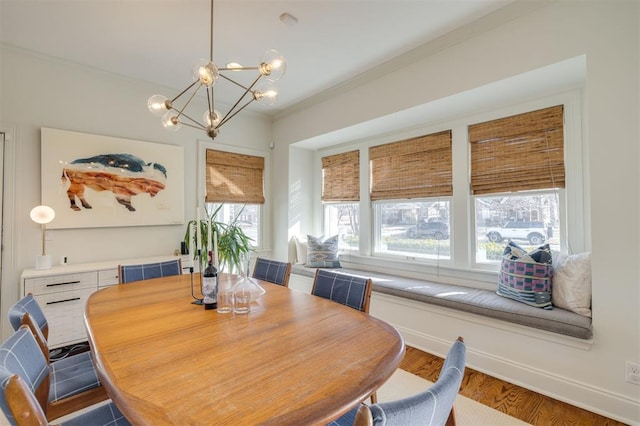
370,391,377,404
445,405,458,426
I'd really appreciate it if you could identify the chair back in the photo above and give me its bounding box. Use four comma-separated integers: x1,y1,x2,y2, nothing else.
0,368,49,426
0,327,50,424
358,336,466,426
252,258,292,287
8,294,48,340
311,270,373,313
119,259,182,284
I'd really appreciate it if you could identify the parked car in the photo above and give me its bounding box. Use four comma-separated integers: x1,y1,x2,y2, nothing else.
486,221,550,245
406,220,450,240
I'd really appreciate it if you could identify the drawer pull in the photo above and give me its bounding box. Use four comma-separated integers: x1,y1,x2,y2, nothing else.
46,280,81,287
46,297,81,305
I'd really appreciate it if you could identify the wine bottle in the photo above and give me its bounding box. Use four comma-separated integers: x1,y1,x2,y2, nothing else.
203,250,218,310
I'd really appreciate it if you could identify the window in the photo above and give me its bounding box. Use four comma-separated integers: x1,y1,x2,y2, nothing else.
374,200,451,260
205,149,265,248
470,105,565,263
370,130,452,261
322,150,360,250
324,203,360,250
310,94,582,284
207,202,261,247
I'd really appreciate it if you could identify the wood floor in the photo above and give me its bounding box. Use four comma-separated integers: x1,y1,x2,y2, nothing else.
400,346,627,426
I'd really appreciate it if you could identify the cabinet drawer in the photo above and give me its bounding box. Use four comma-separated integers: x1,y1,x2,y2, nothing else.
98,268,119,288
24,271,97,295
35,288,94,348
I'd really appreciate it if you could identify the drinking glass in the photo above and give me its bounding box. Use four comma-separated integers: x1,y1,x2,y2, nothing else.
217,289,234,313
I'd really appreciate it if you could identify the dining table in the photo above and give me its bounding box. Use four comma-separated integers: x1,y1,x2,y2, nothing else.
84,272,405,425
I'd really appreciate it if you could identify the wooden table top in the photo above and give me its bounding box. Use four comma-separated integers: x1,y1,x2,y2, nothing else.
84,273,405,425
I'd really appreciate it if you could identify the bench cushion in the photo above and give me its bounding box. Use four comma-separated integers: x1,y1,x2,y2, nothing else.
292,265,592,340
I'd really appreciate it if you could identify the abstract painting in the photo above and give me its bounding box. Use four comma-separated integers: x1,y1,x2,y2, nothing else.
41,128,184,229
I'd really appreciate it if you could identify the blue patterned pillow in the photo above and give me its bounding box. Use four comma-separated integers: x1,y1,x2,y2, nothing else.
497,240,553,309
306,235,341,268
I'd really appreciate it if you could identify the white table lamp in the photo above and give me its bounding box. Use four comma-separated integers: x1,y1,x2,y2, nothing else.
30,205,55,270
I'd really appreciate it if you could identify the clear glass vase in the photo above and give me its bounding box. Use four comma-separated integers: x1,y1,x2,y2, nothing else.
232,254,265,314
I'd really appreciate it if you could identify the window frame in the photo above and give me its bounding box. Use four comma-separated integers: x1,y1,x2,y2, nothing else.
197,140,270,251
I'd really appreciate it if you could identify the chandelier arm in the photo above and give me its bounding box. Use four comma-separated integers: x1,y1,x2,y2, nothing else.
217,97,256,129
219,73,260,92
178,110,207,129
218,66,259,71
171,80,200,104
179,120,207,131
173,83,204,122
206,86,213,115
217,74,261,125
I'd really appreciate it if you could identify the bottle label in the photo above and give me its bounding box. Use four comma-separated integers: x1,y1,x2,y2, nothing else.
203,276,217,306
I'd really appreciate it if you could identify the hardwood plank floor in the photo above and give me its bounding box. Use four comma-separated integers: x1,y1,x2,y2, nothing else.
400,346,627,426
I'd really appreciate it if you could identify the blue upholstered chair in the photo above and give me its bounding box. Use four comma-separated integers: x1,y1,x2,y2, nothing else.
7,294,107,421
311,269,373,313
329,336,467,426
8,294,48,347
119,258,182,283
0,326,130,425
252,257,292,287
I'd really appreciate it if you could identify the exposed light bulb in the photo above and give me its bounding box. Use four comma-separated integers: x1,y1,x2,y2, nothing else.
162,112,181,131
192,60,219,87
254,81,279,106
147,94,169,116
226,62,243,70
203,109,222,127
259,49,286,82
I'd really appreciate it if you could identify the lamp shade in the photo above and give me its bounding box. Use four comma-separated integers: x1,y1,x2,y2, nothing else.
30,205,55,270
30,205,55,224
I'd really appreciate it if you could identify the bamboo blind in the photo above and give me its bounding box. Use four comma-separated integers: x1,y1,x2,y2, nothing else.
322,150,360,202
469,105,565,195
369,130,452,201
205,149,265,204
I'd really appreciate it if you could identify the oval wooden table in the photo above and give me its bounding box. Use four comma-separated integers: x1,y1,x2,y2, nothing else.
84,273,405,425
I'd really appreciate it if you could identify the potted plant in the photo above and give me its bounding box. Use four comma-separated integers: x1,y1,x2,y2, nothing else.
184,204,253,274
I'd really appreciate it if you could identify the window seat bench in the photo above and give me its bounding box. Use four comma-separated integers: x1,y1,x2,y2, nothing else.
290,264,592,340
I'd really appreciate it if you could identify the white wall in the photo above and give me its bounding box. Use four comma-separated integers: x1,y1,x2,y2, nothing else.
0,47,272,338
273,2,639,424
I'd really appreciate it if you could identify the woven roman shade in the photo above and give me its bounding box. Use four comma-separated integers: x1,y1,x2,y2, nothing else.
322,150,360,202
369,130,452,201
205,149,265,204
469,105,565,195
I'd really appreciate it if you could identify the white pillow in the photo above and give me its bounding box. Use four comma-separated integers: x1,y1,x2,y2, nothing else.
552,252,592,317
293,236,307,265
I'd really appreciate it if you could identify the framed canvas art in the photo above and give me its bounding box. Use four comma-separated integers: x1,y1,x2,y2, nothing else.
41,128,184,229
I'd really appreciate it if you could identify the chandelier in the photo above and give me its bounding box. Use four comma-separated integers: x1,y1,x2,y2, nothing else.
147,0,286,139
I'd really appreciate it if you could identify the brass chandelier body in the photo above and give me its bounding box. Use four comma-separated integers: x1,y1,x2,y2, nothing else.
147,0,286,139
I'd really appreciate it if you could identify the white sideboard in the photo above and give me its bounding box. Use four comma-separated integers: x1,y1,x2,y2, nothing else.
21,255,191,348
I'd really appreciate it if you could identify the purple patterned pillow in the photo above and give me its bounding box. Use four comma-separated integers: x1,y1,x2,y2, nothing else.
497,241,553,309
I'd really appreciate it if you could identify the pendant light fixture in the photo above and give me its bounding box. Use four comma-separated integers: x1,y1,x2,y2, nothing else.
147,0,286,139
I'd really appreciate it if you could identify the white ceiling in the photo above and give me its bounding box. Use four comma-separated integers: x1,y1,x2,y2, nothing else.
0,0,514,116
